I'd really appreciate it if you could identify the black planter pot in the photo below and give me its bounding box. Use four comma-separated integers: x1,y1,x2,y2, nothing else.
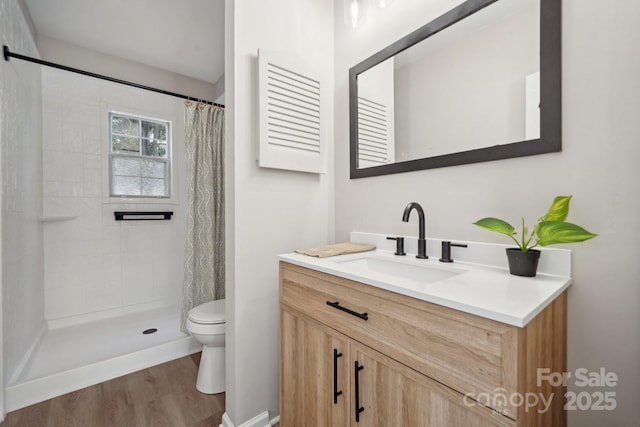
505,248,541,277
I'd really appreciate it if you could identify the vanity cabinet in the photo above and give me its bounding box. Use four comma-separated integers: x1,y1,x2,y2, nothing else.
279,262,567,426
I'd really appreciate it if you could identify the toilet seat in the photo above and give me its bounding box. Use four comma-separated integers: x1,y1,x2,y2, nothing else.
188,299,225,325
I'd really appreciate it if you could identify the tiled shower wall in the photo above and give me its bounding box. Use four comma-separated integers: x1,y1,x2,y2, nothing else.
0,0,44,387
41,68,187,321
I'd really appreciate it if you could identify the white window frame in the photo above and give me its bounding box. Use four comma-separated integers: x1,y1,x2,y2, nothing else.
108,111,172,199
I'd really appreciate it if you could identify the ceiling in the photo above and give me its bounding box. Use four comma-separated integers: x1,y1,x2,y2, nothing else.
24,0,225,85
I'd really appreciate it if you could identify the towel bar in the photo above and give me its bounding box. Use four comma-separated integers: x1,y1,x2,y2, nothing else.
114,211,173,221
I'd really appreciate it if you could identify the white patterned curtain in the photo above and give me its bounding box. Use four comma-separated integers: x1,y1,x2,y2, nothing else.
181,101,225,331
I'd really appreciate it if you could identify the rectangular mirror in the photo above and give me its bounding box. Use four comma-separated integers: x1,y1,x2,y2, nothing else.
349,0,561,178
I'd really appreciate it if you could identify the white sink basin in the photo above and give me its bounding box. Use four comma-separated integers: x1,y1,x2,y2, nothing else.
328,253,464,284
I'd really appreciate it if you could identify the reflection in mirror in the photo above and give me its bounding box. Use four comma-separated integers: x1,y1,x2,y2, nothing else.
359,0,539,167
357,57,396,167
350,0,561,178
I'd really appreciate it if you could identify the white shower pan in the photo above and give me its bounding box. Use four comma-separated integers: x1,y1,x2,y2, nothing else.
5,305,200,412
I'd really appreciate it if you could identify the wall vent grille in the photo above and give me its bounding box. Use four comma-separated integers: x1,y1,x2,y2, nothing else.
358,97,389,165
258,50,326,173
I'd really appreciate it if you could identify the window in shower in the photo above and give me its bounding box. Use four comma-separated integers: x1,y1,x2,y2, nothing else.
109,112,171,198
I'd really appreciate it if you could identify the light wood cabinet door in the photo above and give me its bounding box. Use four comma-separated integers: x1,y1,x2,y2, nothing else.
280,307,350,427
352,341,514,427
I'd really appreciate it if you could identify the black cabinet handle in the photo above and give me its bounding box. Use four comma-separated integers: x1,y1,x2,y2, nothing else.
333,348,343,404
354,361,365,422
326,301,368,320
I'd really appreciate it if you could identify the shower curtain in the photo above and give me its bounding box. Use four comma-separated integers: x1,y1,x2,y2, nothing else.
181,101,225,331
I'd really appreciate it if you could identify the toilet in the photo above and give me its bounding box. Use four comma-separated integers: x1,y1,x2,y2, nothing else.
186,299,226,394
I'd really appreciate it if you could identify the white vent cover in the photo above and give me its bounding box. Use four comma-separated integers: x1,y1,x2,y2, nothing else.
357,97,390,166
258,49,326,173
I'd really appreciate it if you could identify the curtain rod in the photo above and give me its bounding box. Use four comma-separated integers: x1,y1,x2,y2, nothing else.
3,45,224,108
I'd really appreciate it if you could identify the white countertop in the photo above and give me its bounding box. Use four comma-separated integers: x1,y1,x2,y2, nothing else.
278,246,572,327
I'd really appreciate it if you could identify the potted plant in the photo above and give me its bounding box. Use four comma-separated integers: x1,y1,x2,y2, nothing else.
473,195,597,277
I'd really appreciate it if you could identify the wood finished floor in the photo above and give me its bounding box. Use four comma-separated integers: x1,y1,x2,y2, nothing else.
1,353,225,427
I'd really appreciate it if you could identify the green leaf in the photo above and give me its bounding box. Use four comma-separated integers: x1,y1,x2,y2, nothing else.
522,217,537,251
541,195,572,222
473,218,516,236
536,221,598,246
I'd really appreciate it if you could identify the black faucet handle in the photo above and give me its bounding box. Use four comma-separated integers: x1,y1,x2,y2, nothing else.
386,236,406,256
439,241,468,263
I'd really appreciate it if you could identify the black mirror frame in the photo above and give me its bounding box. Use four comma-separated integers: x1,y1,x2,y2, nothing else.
349,0,561,179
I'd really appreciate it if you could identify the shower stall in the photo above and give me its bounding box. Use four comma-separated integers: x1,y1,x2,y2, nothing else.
2,62,204,411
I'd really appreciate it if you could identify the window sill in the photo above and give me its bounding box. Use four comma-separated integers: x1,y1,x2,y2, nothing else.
104,196,179,205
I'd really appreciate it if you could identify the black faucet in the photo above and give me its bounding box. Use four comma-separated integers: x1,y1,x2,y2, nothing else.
402,202,427,259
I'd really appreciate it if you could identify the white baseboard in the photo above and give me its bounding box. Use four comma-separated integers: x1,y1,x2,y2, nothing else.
220,411,279,427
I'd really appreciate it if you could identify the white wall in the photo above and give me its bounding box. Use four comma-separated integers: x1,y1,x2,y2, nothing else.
225,0,334,424
41,67,188,321
334,0,640,425
0,0,44,412
37,36,224,104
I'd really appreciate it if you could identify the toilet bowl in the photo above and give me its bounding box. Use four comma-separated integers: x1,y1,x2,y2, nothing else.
186,299,225,394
